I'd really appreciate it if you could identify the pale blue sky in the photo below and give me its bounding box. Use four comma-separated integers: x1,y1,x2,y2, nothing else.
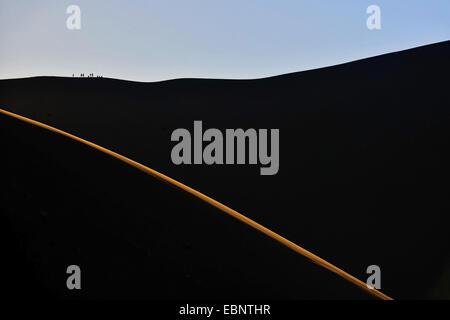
0,1,449,81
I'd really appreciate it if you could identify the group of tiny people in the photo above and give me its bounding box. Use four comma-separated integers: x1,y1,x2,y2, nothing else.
72,73,103,78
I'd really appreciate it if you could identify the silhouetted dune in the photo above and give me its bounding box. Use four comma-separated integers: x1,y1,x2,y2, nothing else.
0,113,368,300
1,41,449,299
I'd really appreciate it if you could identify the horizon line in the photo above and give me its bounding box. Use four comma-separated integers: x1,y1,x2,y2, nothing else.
1,40,448,84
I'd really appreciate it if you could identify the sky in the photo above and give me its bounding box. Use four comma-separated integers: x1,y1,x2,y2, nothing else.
0,0,449,82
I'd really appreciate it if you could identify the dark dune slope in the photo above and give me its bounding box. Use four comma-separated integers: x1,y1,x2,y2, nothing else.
0,113,368,300
1,41,450,299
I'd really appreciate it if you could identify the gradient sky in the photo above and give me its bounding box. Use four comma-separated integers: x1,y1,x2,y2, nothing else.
0,0,449,82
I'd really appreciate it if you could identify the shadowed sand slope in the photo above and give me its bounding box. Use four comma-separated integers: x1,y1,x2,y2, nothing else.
0,114,371,300
1,41,450,299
